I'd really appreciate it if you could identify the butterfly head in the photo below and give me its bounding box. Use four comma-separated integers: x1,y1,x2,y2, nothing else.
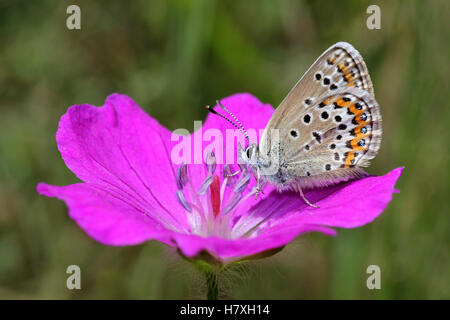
239,142,259,167
238,142,266,198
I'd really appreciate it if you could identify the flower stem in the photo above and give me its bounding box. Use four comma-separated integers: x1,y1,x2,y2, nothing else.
204,270,218,300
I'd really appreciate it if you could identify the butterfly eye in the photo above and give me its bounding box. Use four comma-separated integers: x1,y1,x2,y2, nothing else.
246,147,252,159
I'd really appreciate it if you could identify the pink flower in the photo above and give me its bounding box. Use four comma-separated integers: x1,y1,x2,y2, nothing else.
37,93,403,263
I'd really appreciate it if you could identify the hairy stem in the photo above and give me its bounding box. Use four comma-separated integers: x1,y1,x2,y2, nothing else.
204,270,219,300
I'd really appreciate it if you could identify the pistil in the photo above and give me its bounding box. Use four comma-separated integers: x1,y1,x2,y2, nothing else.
210,175,221,218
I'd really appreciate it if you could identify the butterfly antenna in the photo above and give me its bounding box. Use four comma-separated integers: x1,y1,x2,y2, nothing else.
205,104,251,145
216,100,250,139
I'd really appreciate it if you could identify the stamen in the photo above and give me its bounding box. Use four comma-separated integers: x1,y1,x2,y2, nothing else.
223,193,242,215
174,156,267,238
238,163,249,174
234,173,250,194
176,163,189,189
210,175,221,218
186,166,208,232
176,189,192,212
198,175,214,195
240,186,258,203
205,151,217,175
223,164,237,187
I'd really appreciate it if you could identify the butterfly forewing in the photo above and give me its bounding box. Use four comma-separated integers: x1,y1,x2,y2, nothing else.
262,42,374,142
258,42,381,189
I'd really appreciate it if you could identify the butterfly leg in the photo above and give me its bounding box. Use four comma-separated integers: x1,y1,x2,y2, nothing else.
298,187,319,208
255,167,264,199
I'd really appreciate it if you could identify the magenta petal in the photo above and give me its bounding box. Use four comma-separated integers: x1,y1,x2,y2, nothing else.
172,225,336,259
37,183,175,246
276,167,404,229
171,167,403,259
234,168,404,240
54,94,189,232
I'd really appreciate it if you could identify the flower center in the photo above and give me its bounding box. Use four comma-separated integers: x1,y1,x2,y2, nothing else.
175,151,257,238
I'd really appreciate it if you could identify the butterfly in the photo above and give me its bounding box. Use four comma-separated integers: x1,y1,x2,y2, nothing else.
208,42,382,207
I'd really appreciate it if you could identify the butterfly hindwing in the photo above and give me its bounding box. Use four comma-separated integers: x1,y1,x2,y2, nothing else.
284,87,381,173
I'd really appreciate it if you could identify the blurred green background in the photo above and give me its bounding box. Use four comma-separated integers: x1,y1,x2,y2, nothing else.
0,0,449,299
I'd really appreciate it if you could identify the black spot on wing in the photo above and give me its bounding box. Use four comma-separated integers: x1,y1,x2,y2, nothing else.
312,132,322,144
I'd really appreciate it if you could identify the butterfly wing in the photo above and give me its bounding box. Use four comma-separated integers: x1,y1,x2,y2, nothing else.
261,41,374,144
285,87,381,188
259,42,381,189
